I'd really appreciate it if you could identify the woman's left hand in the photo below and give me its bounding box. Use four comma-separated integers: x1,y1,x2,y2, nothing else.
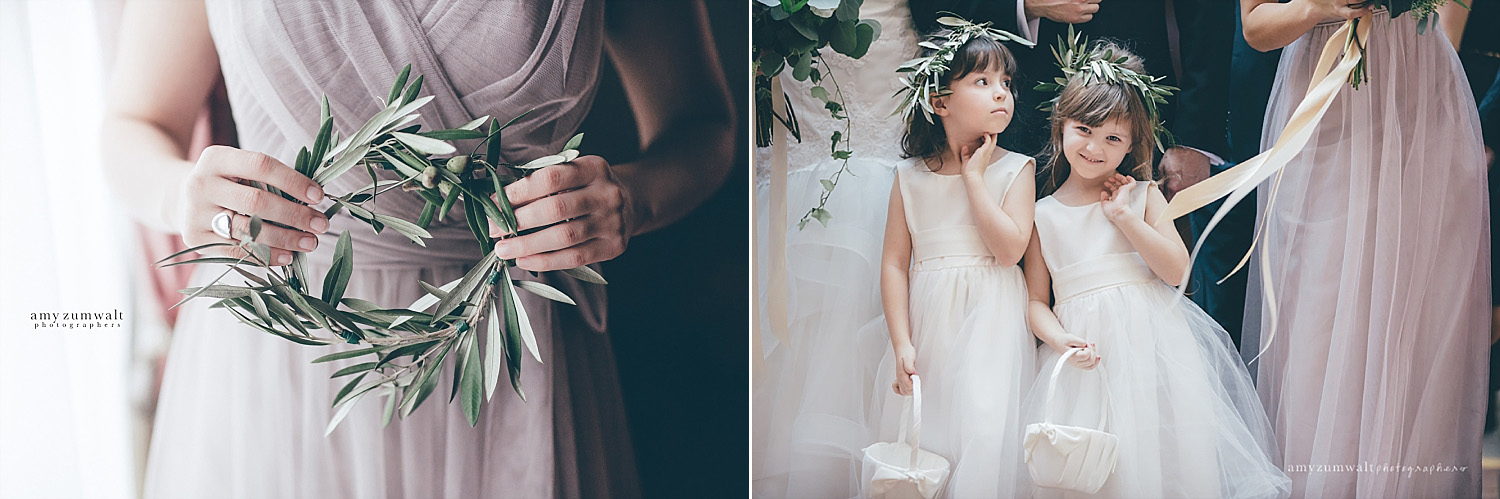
489,155,634,271
1100,173,1138,225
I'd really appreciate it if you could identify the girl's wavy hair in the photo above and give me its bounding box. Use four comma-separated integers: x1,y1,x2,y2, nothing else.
1036,40,1158,197
899,31,1018,165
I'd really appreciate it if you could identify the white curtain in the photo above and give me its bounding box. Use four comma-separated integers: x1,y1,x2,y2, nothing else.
0,1,136,498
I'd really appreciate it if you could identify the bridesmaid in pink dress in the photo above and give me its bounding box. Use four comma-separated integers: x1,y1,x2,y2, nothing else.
100,1,733,497
1241,1,1490,497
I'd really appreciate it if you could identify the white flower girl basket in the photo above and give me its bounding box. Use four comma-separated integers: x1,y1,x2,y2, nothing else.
862,375,951,499
1024,348,1119,494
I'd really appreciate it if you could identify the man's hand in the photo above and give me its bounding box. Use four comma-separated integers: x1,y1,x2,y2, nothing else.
1025,0,1102,24
1159,146,1213,202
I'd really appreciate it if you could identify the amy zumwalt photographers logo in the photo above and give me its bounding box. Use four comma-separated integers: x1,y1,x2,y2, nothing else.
29,309,125,330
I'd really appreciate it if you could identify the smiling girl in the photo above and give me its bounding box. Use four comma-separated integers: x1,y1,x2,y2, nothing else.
1021,41,1290,498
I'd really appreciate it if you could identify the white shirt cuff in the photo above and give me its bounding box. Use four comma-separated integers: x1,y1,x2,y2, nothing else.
1179,145,1226,166
1018,2,1040,44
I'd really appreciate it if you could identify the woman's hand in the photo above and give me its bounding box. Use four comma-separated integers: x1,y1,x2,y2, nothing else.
489,155,634,272
1297,0,1373,23
1242,0,1371,51
959,133,999,180
176,145,329,265
892,343,917,395
1100,174,1139,225
1060,336,1101,370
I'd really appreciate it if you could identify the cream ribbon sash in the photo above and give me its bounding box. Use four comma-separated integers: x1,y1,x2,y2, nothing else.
1152,16,1372,362
753,76,793,377
769,76,790,348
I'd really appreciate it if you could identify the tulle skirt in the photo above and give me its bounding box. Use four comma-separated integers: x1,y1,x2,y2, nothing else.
142,257,635,498
868,258,1035,499
1025,281,1291,499
754,157,896,499
1247,12,1490,498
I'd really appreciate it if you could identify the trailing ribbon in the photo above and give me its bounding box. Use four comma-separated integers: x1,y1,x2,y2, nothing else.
753,76,793,378
769,76,791,348
1152,16,1372,362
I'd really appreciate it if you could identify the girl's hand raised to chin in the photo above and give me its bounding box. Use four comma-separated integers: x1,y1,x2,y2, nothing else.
1100,174,1139,225
959,133,999,179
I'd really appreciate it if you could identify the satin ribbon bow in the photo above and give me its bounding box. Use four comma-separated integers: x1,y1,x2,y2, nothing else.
1026,422,1089,453
869,463,949,499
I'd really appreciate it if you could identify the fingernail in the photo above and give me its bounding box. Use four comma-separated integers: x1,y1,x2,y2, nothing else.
492,242,511,259
298,236,317,251
307,186,325,204
277,254,292,265
311,217,330,233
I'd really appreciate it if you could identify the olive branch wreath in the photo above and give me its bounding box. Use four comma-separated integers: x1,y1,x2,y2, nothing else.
1032,24,1177,152
158,65,606,434
892,15,1032,124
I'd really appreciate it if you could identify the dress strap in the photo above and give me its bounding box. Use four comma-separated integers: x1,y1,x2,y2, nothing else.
987,152,1032,205
896,158,919,235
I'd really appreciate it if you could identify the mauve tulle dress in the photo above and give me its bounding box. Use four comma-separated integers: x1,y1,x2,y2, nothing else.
142,1,637,497
1246,11,1490,498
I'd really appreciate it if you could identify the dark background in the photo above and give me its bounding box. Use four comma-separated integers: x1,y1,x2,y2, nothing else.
580,2,747,497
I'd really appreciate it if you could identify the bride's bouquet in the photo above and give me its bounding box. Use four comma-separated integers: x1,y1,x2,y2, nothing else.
159,65,606,433
753,0,882,229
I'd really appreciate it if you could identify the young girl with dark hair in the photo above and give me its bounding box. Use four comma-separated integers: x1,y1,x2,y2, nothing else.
871,20,1036,498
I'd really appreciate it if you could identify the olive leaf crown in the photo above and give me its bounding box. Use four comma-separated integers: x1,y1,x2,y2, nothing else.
893,15,1033,123
1035,25,1178,151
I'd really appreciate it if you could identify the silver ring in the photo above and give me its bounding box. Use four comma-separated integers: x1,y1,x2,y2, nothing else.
211,209,235,239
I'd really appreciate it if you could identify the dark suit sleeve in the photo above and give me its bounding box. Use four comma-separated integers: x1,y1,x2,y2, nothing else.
1167,0,1233,156
908,0,1022,35
1481,70,1500,150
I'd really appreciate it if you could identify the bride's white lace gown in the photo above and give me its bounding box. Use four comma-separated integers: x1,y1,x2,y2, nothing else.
752,1,918,497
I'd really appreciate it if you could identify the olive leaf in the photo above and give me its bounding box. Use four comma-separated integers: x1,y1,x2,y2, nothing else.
321,231,353,304
514,280,576,306
484,309,504,400
391,131,457,155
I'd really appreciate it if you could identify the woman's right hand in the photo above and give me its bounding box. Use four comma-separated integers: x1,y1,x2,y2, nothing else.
1297,0,1373,23
892,343,917,396
959,133,999,180
175,145,330,265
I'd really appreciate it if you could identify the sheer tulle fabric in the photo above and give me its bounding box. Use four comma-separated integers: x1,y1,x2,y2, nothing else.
865,156,1037,499
1027,193,1290,499
143,2,635,498
1245,12,1490,498
1024,282,1291,499
870,258,1036,499
754,159,898,499
753,1,917,497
